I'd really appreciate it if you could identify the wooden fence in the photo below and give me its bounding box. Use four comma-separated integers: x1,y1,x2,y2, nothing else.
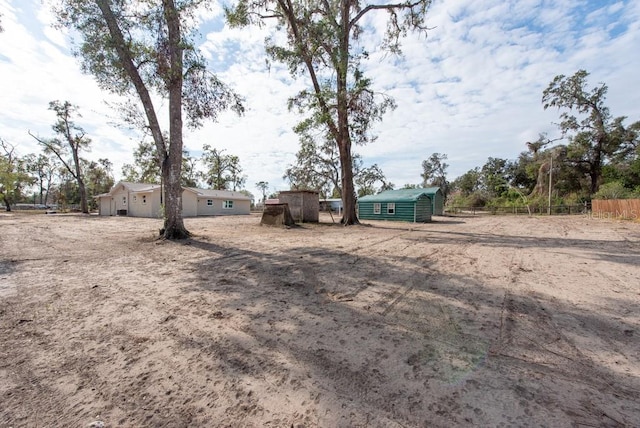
447,204,587,216
591,199,640,220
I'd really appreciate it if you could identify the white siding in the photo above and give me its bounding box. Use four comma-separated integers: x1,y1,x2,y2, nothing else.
196,198,250,215
182,190,198,217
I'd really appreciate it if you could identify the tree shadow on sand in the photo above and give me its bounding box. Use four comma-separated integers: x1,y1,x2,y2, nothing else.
172,236,639,427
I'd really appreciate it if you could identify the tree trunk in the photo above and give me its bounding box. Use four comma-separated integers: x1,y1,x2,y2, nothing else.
160,157,189,239
530,162,550,197
337,0,358,225
39,179,44,205
97,0,189,238
160,0,190,239
590,165,600,195
590,138,604,195
73,150,89,213
77,177,88,213
3,196,11,212
339,141,358,224
44,177,51,206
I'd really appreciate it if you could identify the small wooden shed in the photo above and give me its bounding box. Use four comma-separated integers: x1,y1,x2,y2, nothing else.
357,189,432,223
278,190,319,223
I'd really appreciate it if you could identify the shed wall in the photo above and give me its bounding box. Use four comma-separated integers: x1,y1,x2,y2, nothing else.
414,196,433,222
279,191,319,222
431,191,444,216
358,195,431,222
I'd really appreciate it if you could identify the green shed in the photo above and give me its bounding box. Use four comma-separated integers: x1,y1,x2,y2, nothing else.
357,189,432,223
421,187,445,216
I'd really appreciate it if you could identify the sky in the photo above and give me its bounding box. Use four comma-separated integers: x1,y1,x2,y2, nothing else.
1,0,639,200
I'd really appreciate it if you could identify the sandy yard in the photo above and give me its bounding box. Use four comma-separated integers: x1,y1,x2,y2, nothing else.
0,211,639,427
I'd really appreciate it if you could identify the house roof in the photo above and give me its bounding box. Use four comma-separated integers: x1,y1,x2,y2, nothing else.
97,182,251,200
94,181,160,198
185,188,251,200
358,188,437,202
126,182,161,193
279,190,320,195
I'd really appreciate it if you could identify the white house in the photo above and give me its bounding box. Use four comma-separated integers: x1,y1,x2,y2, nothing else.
96,181,251,218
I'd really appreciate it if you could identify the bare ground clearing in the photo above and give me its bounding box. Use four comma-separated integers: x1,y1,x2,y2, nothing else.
1,212,639,427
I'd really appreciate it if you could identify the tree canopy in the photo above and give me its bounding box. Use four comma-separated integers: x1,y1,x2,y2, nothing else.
30,101,92,213
200,145,246,191
54,0,243,238
227,0,432,224
542,69,640,195
0,139,33,211
421,153,450,199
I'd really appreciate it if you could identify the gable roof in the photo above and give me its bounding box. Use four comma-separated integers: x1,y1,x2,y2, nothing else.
185,188,251,200
124,182,161,193
97,182,251,200
358,188,436,202
420,187,443,195
94,181,160,198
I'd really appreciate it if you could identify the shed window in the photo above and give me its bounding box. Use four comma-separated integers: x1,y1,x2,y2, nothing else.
373,203,381,214
207,199,213,206
387,203,396,214
142,195,147,204
223,200,234,209
133,195,137,203
122,196,127,205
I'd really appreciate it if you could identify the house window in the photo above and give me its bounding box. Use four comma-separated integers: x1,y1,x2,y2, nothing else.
223,200,234,209
133,195,137,203
373,203,381,214
142,195,147,204
387,203,395,214
207,199,213,206
122,196,127,205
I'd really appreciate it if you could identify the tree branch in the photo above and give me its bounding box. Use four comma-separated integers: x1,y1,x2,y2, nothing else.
28,131,78,180
349,0,424,30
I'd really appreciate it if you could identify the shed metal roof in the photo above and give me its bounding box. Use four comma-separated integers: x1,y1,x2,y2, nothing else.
358,188,438,202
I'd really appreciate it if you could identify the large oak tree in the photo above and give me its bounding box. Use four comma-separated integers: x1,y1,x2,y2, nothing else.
227,0,431,224
543,70,640,195
54,0,243,238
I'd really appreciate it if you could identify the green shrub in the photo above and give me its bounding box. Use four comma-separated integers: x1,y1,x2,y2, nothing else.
593,181,631,199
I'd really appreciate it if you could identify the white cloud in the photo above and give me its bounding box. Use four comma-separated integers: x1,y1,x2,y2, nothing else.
0,0,136,177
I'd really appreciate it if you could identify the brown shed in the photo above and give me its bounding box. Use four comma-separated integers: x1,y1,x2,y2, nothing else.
278,190,319,223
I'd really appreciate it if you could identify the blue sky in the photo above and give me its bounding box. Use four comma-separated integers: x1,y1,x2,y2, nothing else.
1,0,639,199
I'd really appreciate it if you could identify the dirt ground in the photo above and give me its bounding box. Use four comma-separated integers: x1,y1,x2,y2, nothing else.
1,211,639,427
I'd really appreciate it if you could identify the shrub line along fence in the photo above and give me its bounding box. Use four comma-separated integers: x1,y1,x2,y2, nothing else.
447,204,589,216
591,199,640,220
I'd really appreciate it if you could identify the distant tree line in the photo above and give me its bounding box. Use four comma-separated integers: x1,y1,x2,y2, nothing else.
121,140,248,192
282,136,394,199
2,101,114,213
282,70,640,210
1,100,252,213
442,70,640,208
